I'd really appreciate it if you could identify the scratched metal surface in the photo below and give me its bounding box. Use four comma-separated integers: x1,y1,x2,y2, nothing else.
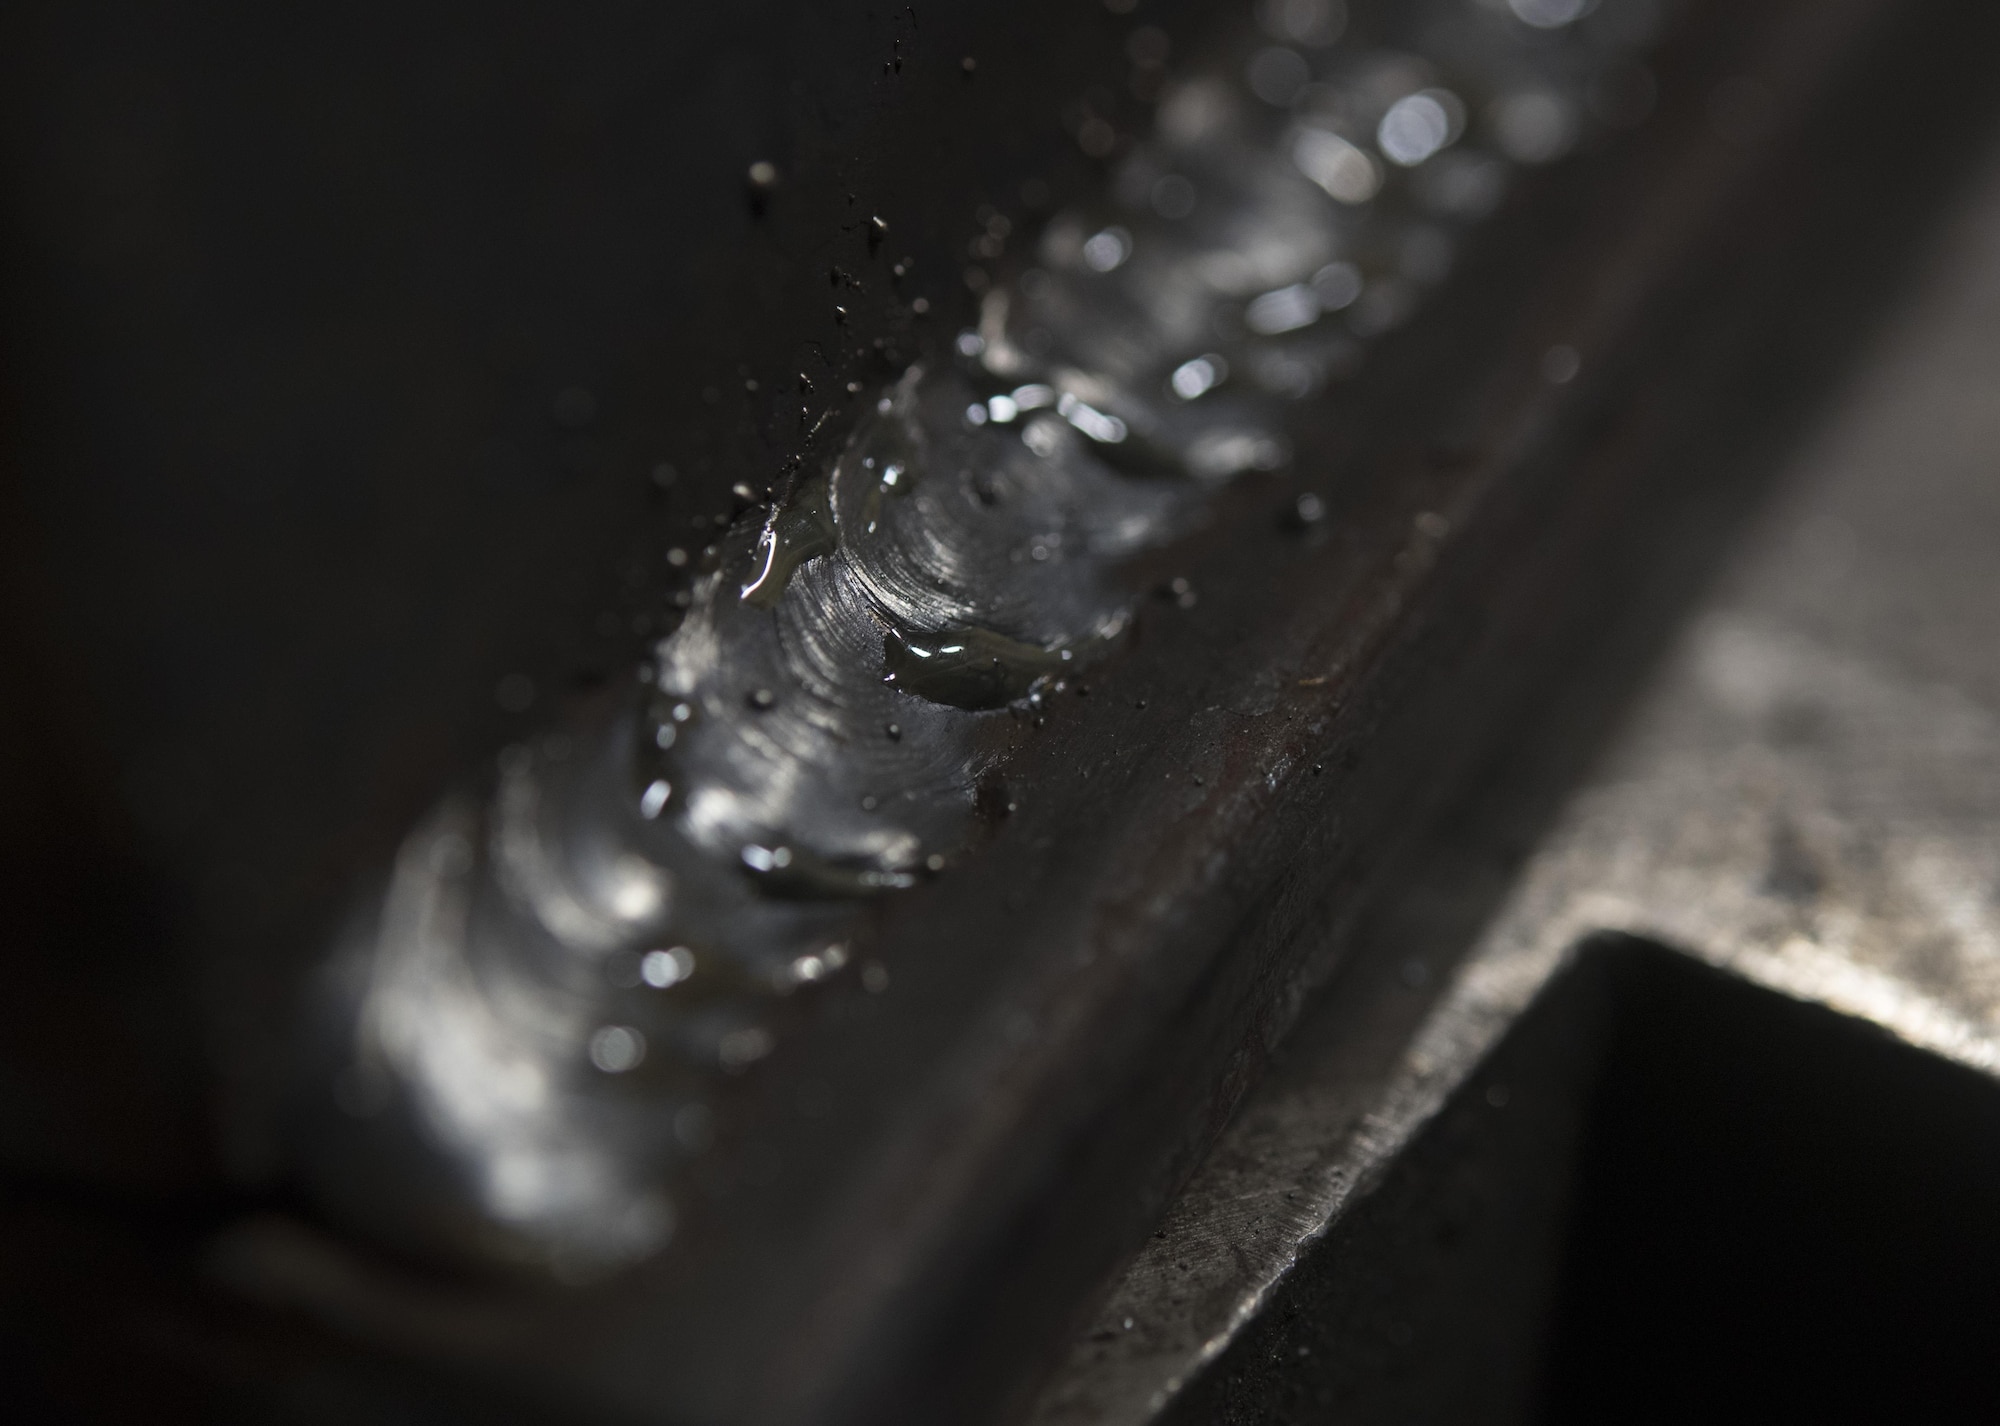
1031,72,2000,1426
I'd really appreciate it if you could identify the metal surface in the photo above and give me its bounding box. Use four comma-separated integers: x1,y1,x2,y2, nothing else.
3,0,1997,1421
1035,41,2000,1421
284,0,1674,1284
221,4,1927,1420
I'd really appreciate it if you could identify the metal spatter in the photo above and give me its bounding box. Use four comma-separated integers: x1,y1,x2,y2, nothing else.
296,0,1667,1276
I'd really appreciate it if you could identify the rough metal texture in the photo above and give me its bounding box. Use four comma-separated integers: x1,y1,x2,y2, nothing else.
6,1,1994,1421
155,5,1889,1422
1034,27,2000,1422
283,0,1675,1285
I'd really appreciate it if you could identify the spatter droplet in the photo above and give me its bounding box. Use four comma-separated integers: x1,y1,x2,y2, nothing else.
589,1026,646,1073
641,946,695,988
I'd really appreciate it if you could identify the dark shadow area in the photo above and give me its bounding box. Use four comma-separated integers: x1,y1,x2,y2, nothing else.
1159,939,1616,1426
1165,937,2000,1424
1537,942,2000,1425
